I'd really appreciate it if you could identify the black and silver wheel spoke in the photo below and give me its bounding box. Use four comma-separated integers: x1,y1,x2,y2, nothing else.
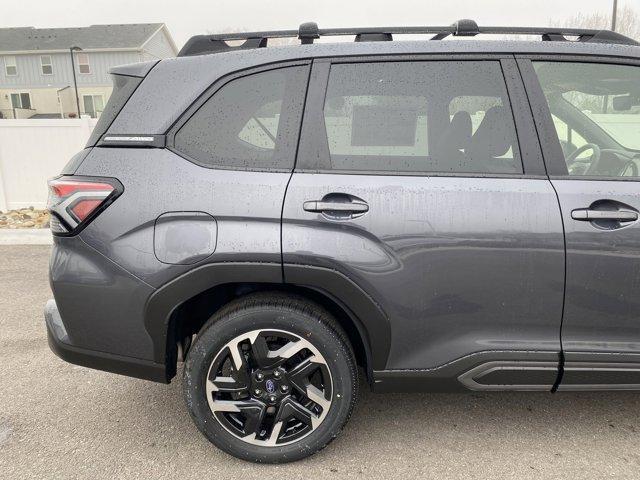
274,397,316,430
206,373,248,394
206,337,252,394
303,384,332,417
288,357,322,392
288,357,332,411
206,398,266,436
248,335,281,369
205,329,333,447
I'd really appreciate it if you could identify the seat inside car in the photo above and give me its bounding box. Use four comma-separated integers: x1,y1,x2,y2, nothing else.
433,110,473,171
466,105,518,172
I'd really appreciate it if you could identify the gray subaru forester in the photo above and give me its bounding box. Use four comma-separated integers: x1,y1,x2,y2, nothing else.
44,20,640,462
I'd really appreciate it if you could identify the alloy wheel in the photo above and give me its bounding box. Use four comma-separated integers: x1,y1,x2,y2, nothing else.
205,329,333,446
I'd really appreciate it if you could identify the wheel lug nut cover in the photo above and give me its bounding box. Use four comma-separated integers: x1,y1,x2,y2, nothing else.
254,389,262,396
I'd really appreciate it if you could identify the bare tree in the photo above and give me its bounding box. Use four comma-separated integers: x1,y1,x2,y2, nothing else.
615,4,640,38
550,5,640,114
551,4,640,40
204,27,299,47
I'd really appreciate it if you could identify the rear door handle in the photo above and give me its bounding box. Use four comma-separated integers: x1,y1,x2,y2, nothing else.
571,209,639,221
303,200,369,214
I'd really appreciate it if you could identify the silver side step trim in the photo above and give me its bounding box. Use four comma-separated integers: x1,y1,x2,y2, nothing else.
558,362,640,391
458,361,557,391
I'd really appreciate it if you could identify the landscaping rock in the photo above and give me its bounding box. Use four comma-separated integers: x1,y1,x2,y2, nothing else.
0,208,50,229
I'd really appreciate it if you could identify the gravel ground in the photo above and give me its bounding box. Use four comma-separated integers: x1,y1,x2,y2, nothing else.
1,245,640,479
0,208,49,229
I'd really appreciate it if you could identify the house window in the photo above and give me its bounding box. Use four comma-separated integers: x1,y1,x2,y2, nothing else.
76,53,90,74
10,92,32,109
4,56,17,76
40,55,53,75
82,94,104,118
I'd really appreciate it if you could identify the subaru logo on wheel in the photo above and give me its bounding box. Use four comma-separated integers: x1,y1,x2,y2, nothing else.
265,379,276,394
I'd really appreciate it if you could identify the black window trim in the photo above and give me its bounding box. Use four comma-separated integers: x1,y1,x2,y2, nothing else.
166,60,312,173
92,73,150,148
295,53,547,179
516,54,640,182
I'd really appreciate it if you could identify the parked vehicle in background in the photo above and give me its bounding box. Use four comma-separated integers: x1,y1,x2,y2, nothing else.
44,20,640,463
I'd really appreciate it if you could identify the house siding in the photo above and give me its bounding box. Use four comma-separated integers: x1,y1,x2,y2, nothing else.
0,51,141,88
0,23,176,117
0,85,115,117
141,28,176,61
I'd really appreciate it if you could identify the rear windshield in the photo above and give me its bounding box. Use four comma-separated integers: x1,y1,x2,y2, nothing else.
86,74,142,147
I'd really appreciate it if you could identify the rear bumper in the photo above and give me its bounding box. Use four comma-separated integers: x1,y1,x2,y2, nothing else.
45,299,168,383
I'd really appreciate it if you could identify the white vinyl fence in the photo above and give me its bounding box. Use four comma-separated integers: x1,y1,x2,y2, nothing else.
0,118,96,211
0,114,638,212
590,114,640,150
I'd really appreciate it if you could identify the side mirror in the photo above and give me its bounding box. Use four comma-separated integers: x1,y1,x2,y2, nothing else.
612,95,636,111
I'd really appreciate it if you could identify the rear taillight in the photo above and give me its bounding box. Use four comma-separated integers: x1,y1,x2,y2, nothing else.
47,176,122,235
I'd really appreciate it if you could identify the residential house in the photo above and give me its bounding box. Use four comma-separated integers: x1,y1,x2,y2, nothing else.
0,23,177,119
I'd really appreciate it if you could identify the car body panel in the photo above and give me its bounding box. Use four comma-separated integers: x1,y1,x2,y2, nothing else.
552,180,640,355
74,147,289,288
49,235,156,360
282,173,566,370
516,55,640,389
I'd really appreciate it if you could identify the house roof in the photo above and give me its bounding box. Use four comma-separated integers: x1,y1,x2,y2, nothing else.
0,23,166,52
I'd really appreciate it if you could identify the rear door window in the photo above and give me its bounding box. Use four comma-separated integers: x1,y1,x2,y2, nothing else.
320,61,522,175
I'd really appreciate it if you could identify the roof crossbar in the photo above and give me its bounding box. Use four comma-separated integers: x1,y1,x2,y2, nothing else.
178,19,640,57
355,32,393,42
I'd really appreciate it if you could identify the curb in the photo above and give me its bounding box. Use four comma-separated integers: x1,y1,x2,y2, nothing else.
0,229,53,245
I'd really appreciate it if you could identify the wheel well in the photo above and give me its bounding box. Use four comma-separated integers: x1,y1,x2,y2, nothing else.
166,283,372,383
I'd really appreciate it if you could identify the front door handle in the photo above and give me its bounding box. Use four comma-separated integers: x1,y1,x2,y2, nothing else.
571,209,639,222
303,200,369,214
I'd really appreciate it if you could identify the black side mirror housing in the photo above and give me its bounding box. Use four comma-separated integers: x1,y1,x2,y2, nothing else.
612,95,638,111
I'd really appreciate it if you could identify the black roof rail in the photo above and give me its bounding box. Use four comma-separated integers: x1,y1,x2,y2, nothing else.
177,19,640,57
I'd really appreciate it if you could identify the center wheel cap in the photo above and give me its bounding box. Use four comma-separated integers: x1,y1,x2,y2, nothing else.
265,379,277,394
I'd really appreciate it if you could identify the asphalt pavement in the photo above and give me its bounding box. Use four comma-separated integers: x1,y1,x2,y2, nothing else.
1,245,640,479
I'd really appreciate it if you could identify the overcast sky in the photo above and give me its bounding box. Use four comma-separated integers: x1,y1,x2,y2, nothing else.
1,0,638,48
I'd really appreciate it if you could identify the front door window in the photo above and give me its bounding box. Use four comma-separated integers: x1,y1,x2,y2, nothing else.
534,61,640,177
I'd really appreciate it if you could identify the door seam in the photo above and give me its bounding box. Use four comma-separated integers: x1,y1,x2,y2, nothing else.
514,58,566,390
280,62,314,283
546,175,568,391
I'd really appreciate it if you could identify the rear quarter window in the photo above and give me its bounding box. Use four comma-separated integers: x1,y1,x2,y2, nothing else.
173,65,309,171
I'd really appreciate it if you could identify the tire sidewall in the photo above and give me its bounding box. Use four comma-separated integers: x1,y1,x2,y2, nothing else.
183,304,356,463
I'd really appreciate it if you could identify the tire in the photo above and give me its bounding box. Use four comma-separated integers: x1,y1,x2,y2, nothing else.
182,292,359,463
